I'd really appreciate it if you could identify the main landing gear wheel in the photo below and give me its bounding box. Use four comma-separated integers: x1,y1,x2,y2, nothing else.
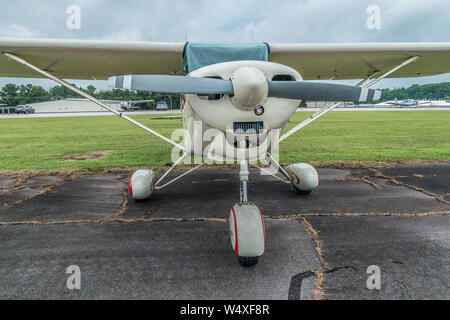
128,169,155,201
296,189,312,195
285,163,320,195
229,203,265,267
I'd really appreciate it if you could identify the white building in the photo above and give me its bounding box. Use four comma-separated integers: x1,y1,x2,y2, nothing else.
28,98,122,113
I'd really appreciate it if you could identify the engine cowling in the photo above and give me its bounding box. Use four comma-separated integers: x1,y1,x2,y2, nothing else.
285,163,319,193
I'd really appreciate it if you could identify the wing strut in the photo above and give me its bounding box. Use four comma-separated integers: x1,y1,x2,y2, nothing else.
152,152,203,190
279,56,420,142
2,52,185,151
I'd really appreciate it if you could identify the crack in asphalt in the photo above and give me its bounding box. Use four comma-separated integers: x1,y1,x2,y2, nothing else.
0,172,37,197
368,169,450,205
289,265,359,299
0,216,229,227
326,265,359,273
360,176,382,190
107,180,130,219
297,217,327,300
0,172,77,207
288,271,316,300
294,211,450,217
1,211,449,228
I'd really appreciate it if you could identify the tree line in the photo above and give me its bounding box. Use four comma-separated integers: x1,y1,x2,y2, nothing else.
0,83,181,109
380,82,450,101
1,82,449,107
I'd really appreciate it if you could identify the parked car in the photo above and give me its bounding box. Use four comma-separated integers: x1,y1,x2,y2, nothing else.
156,102,168,111
15,105,35,114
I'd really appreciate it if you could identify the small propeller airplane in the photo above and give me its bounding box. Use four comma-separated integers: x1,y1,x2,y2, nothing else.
117,100,154,112
1,39,449,266
382,98,430,107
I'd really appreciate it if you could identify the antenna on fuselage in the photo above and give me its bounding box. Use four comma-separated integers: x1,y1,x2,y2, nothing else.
250,29,255,43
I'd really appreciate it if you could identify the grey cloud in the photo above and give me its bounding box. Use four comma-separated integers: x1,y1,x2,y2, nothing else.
0,0,449,89
1,0,449,42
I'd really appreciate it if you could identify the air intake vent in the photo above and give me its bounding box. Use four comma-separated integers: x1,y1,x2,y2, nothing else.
233,122,264,134
272,74,295,81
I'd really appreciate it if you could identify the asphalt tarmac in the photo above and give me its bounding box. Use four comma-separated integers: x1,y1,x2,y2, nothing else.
0,164,448,300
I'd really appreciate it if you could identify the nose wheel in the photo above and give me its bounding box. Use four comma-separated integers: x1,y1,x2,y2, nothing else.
229,161,265,267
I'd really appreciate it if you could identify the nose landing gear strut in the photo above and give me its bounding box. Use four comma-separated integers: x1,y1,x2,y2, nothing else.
229,160,265,267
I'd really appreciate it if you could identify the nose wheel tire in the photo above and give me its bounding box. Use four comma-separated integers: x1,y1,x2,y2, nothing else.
237,256,259,267
229,203,265,267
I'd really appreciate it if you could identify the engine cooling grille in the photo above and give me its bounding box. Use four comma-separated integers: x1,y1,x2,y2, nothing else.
233,122,264,134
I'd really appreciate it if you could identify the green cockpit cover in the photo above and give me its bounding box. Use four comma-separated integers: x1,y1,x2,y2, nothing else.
183,43,269,74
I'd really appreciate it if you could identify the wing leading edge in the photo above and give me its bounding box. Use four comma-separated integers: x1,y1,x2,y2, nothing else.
269,42,450,80
1,38,449,81
0,38,186,79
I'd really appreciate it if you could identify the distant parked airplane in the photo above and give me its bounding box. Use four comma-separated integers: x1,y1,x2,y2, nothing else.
379,98,430,107
118,100,154,112
94,99,153,111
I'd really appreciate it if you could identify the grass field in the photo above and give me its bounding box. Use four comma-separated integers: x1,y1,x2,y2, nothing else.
0,111,449,171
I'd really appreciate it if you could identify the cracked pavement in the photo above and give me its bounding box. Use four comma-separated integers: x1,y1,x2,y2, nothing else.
0,163,448,299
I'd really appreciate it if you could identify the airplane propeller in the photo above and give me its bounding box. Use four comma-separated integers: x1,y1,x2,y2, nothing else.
108,75,234,95
268,81,381,102
109,74,381,103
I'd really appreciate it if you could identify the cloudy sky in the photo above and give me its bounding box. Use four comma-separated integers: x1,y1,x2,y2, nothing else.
1,0,450,90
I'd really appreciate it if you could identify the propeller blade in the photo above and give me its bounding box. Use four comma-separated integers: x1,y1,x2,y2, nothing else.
108,75,234,95
268,81,381,102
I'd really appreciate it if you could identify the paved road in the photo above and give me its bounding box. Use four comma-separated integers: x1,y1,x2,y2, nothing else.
0,110,179,119
1,107,449,119
0,164,448,299
306,107,450,112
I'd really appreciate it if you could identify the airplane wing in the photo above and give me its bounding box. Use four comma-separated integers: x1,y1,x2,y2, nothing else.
1,38,450,81
269,42,450,80
0,38,185,79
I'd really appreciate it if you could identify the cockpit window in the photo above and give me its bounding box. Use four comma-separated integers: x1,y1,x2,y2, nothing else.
272,74,295,81
197,76,224,100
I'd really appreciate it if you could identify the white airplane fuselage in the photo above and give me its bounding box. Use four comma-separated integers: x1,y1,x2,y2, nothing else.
180,61,302,162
